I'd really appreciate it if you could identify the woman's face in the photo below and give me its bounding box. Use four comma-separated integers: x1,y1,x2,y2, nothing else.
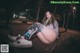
46,11,51,19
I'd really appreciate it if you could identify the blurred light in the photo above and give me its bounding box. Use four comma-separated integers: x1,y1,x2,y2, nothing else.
26,9,28,11
73,6,76,10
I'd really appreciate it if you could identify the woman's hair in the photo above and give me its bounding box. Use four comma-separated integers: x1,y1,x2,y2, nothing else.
42,11,56,25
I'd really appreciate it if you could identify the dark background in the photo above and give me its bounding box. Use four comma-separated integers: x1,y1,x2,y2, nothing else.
0,0,80,31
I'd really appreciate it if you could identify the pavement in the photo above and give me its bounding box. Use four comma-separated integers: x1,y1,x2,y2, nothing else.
0,24,80,53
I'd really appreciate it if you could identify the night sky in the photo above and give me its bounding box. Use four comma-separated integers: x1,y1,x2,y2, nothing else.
0,0,80,31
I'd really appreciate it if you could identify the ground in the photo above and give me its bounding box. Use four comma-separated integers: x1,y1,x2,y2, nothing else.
0,25,80,53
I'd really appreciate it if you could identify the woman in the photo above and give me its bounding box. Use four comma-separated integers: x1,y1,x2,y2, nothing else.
9,11,59,47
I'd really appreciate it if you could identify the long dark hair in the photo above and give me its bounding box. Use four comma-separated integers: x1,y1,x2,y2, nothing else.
42,11,56,25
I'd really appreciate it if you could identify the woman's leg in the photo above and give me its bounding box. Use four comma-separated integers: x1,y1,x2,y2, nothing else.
21,22,57,44
8,22,57,47
36,23,57,44
36,32,50,44
15,22,57,44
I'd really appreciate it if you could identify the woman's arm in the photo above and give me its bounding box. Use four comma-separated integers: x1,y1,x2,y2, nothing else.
53,20,59,36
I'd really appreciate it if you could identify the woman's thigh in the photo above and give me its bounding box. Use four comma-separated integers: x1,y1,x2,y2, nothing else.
37,32,50,44
41,27,57,43
36,23,57,43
